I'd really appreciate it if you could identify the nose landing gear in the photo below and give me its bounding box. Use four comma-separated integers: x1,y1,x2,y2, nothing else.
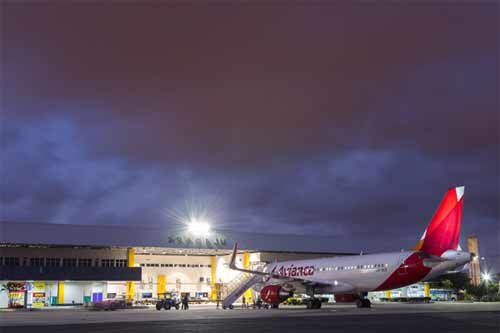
305,298,322,309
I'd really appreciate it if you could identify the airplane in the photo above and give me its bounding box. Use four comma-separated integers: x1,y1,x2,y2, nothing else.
229,186,473,309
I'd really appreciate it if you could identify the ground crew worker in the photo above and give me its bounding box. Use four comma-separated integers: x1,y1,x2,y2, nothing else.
183,294,189,310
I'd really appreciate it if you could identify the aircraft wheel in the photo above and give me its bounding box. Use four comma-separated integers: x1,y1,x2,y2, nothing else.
363,299,371,308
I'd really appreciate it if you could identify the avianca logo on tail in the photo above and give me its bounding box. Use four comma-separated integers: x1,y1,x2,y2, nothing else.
270,264,315,278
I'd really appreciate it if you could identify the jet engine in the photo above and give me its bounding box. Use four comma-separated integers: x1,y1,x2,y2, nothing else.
260,285,293,305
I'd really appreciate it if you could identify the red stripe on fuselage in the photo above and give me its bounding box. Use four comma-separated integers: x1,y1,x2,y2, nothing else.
374,253,431,291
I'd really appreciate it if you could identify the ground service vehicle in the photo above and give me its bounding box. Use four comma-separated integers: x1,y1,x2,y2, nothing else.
156,293,180,310
283,297,304,305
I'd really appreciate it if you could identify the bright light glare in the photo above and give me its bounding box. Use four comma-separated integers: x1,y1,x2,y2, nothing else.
482,272,491,282
187,220,211,236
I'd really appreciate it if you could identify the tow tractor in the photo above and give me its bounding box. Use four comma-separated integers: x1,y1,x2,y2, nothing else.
156,292,181,310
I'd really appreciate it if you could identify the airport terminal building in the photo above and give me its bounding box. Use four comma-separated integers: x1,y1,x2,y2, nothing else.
0,222,353,308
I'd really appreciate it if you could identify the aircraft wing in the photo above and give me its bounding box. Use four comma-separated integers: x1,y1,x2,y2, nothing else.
299,276,355,293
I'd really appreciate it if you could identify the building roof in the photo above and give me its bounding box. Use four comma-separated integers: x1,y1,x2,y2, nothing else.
0,221,353,255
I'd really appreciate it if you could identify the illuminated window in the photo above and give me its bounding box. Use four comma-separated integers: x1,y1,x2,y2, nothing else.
46,258,60,267
78,259,92,267
30,258,44,267
101,259,115,267
4,257,20,266
115,259,128,267
62,258,77,267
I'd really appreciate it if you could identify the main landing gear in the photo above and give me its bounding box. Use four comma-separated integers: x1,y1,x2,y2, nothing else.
305,298,322,309
355,298,371,308
356,292,371,308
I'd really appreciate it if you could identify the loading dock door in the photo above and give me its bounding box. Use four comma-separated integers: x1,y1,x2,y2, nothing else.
92,292,103,303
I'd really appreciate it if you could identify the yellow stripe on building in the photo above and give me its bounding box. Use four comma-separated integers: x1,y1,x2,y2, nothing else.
57,281,64,304
126,248,135,300
243,251,253,301
210,256,217,301
424,282,430,298
127,247,135,267
157,274,166,295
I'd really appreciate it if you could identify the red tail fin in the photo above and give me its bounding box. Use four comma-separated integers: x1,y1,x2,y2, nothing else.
415,186,464,256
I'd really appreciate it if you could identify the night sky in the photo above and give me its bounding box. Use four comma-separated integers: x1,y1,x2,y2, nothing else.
1,3,498,269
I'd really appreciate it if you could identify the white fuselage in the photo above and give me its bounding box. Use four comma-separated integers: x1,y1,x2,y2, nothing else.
262,250,471,294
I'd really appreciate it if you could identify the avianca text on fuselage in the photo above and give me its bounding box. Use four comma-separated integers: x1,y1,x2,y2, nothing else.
271,264,315,277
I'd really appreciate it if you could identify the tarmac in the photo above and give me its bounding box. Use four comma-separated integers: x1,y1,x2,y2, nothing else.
0,302,499,332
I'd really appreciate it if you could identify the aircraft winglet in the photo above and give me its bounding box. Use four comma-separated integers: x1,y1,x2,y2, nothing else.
228,242,305,281
229,242,238,270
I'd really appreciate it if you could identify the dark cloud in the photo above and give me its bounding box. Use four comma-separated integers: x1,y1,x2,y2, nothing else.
1,3,498,267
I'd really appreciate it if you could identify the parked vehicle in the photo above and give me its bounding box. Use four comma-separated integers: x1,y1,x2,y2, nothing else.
91,299,126,311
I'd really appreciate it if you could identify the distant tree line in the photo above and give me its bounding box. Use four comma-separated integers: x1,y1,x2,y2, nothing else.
434,272,499,301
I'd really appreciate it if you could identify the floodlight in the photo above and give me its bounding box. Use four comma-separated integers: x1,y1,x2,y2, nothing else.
187,219,211,236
